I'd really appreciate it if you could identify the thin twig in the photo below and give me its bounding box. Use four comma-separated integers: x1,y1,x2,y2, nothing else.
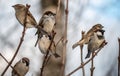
0,53,14,69
44,55,52,66
40,31,56,76
66,41,107,76
40,51,49,76
90,52,95,76
80,31,85,76
80,46,85,76
118,38,120,76
0,53,21,76
55,36,64,47
60,0,69,76
1,4,30,76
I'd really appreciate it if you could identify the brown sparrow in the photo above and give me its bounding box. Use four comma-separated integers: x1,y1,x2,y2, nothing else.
72,24,104,49
12,57,30,76
37,11,56,34
85,29,105,58
12,4,37,28
38,34,60,58
35,11,56,46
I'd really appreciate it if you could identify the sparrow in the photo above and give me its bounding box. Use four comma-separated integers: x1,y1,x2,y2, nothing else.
37,11,56,34
85,29,105,59
12,57,30,76
72,24,104,49
35,11,56,46
12,4,37,28
38,33,60,58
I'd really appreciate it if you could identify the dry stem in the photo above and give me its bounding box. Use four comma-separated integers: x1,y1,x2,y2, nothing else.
0,53,14,69
0,53,21,76
1,4,30,76
66,41,107,76
55,36,64,47
90,52,95,76
40,31,56,76
80,31,85,76
80,46,85,76
60,0,69,76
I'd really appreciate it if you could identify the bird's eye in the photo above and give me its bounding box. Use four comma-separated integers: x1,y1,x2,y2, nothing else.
22,60,26,63
26,62,29,66
48,14,51,16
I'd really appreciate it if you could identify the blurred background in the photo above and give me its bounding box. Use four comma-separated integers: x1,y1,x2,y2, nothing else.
0,0,120,76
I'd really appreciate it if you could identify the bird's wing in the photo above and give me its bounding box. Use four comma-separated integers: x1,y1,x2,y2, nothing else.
38,16,45,28
27,11,37,25
88,36,95,52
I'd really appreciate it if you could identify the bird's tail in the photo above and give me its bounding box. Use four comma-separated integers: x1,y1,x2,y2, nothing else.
53,53,60,58
72,43,79,49
72,39,85,49
85,50,91,59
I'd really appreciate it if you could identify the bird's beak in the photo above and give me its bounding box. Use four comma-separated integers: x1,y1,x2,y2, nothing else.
102,29,105,32
12,5,15,7
102,26,104,28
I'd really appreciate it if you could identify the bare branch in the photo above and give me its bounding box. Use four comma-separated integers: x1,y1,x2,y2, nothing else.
0,53,21,76
1,4,30,76
55,36,64,47
60,0,69,76
66,41,107,76
90,52,95,76
0,53,14,69
40,31,56,76
80,31,85,76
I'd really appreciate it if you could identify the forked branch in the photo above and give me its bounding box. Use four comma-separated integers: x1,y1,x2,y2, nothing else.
0,53,21,76
1,4,30,76
66,41,107,76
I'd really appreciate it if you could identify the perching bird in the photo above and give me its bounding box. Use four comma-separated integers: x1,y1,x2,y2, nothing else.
12,57,30,76
12,4,37,28
72,24,104,49
37,11,56,34
38,34,60,58
85,29,105,59
35,11,56,46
